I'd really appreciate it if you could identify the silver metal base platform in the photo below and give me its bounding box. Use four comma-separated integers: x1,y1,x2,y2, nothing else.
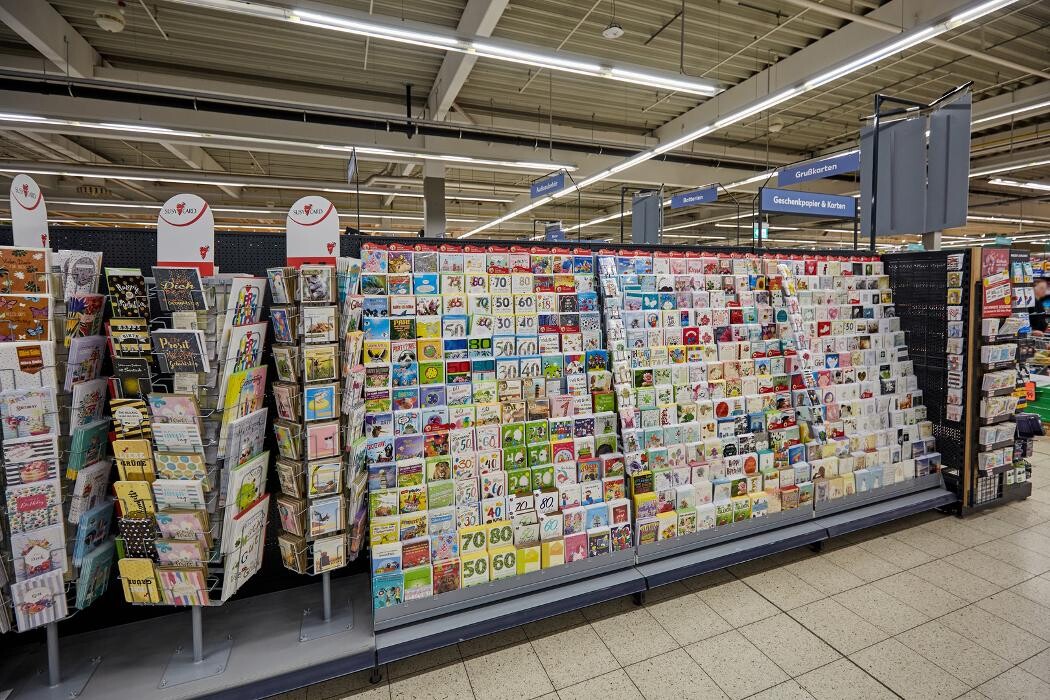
12,656,101,700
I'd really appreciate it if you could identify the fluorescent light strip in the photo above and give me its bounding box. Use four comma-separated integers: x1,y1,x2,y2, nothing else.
968,214,1050,226
988,178,1050,192
970,158,1050,178
464,0,1014,238
0,113,575,172
973,99,1050,125
0,166,509,202
171,2,719,96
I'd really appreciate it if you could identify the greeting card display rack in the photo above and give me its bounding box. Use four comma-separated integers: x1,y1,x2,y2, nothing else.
963,247,1033,512
0,229,961,700
0,248,114,700
268,259,365,643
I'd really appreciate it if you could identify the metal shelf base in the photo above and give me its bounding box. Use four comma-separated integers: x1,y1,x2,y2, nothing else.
12,656,101,700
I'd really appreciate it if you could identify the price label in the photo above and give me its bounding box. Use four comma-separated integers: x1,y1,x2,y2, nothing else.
461,551,490,587
489,546,518,580
459,525,488,555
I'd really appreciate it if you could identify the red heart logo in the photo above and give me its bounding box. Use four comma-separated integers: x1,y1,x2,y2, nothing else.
304,203,313,215
21,184,29,197
176,202,185,215
199,245,210,259
40,234,47,246
326,241,336,254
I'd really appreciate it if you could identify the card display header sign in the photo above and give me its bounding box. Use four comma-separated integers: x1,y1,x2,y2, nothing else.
157,193,215,275
9,174,48,248
759,187,856,218
544,221,565,241
778,151,860,187
670,187,717,209
530,171,565,199
286,195,339,268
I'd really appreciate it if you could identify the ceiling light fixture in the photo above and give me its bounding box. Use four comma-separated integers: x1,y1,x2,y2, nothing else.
972,99,1050,125
988,178,1050,192
970,158,1050,178
169,1,719,96
463,0,1015,238
0,113,575,173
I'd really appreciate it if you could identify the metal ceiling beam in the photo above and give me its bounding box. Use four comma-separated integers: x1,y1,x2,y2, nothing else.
780,0,1050,81
385,1,508,207
160,142,242,198
0,88,757,188
0,0,99,78
971,80,1050,130
15,130,154,200
429,0,508,122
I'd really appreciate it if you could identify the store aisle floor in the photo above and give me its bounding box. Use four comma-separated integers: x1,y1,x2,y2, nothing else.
280,445,1050,700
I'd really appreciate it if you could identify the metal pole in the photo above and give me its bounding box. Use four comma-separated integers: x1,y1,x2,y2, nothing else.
869,95,882,252
192,606,204,664
46,621,60,687
620,187,626,244
322,571,332,623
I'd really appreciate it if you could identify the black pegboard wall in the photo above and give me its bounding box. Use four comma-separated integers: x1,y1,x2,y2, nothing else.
884,250,968,474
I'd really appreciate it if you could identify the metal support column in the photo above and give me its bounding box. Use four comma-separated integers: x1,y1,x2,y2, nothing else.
422,160,446,239
300,571,355,642
922,231,942,250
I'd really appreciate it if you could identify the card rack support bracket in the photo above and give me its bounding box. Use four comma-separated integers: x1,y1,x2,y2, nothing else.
158,607,234,689
300,571,356,643
12,623,102,700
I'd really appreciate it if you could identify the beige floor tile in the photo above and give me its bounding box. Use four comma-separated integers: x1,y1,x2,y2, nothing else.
580,595,639,622
685,630,789,700
1020,647,1050,685
529,695,558,700
946,549,1032,587
987,504,1048,529
793,659,894,700
728,549,817,578
739,614,841,677
530,623,619,690
976,590,1050,641
590,607,679,666
746,680,815,700
949,691,988,700
645,591,732,645
939,605,1050,664
785,557,866,596
797,658,898,700
458,627,528,659
523,609,589,640
696,579,780,627
679,568,735,592
854,535,934,569
334,684,391,700
895,620,1013,687
386,645,462,681
975,540,1050,575
850,638,969,700
462,642,554,700
1010,574,1050,607
643,580,690,604
887,526,967,558
964,514,1025,538
788,598,889,655
908,559,1004,603
556,669,642,700
921,518,998,548
1001,527,1050,555
822,544,904,582
389,661,474,700
832,584,929,636
306,670,382,700
871,571,967,618
624,648,729,700
741,567,825,611
977,667,1050,700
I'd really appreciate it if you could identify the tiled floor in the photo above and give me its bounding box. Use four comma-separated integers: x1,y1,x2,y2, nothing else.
279,443,1050,700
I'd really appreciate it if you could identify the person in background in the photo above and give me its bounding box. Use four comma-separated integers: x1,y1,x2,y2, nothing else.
1031,278,1049,335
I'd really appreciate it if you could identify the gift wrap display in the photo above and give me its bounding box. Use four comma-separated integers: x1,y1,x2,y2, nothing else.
360,244,630,608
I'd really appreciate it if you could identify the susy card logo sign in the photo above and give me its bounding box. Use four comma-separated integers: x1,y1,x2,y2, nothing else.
9,174,49,248
286,195,339,268
157,194,215,274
